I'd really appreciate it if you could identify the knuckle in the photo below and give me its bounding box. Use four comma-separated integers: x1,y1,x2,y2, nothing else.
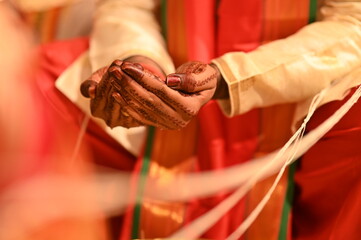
182,74,196,92
159,83,169,93
111,59,123,67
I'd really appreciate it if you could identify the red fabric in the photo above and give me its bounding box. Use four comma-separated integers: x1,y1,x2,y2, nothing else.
36,37,136,171
187,103,259,240
33,38,137,239
118,149,148,240
217,0,263,55
34,2,361,240
185,0,216,62
293,87,361,240
181,1,261,239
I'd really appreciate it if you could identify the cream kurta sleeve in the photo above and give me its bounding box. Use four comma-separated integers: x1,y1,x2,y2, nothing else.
212,0,361,118
90,0,174,73
56,0,173,156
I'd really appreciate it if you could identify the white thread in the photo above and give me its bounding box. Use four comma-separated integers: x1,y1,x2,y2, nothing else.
226,88,326,240
70,115,90,165
169,84,361,240
169,88,326,240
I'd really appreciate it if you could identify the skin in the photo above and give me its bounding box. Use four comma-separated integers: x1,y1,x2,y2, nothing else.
80,56,228,130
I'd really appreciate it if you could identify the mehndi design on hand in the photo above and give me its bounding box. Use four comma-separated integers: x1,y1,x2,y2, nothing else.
80,60,143,128
80,60,220,130
118,60,218,129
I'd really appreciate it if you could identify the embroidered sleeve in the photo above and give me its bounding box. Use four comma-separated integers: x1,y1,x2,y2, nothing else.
212,0,361,117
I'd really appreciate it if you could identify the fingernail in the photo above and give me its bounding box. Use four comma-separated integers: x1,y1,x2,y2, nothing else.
133,63,144,71
121,62,144,71
111,59,123,67
121,62,144,79
121,109,130,117
166,74,181,88
108,65,122,79
112,92,125,104
88,86,96,98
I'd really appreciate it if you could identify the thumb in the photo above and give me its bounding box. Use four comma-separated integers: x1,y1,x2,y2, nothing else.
80,80,98,98
166,73,197,93
165,62,218,93
80,66,108,98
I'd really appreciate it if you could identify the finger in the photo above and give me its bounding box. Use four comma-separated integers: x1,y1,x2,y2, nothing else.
114,81,186,129
93,60,123,100
90,83,114,124
107,97,121,128
113,91,164,128
166,71,217,93
123,103,177,130
114,90,170,129
165,73,197,92
107,99,141,129
90,67,121,119
93,66,110,83
121,61,164,83
80,65,110,98
116,73,190,129
108,59,124,80
119,109,145,128
121,62,199,118
90,72,124,125
80,80,98,98
92,88,138,129
112,92,143,128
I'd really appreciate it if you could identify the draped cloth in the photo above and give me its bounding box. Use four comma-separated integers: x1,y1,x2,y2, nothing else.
121,1,318,240
36,37,136,172
121,0,361,240
33,0,361,239
293,87,361,240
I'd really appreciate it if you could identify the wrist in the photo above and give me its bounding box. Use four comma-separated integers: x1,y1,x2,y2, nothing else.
210,63,229,99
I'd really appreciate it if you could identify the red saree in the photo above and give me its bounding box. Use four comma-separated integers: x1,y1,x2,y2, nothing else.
36,37,136,171
35,0,361,239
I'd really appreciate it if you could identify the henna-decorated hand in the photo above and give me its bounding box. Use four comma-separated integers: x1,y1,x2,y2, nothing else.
112,61,220,130
80,59,144,128
80,59,228,130
166,61,229,99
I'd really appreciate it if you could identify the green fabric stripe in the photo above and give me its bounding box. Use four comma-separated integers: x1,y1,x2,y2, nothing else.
278,162,297,240
131,126,156,239
309,0,318,23
278,2,318,239
130,2,168,237
161,0,168,40
35,13,44,32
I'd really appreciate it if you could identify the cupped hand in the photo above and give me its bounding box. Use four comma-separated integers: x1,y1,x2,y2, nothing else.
115,61,219,130
80,60,144,128
167,61,228,100
80,60,224,130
